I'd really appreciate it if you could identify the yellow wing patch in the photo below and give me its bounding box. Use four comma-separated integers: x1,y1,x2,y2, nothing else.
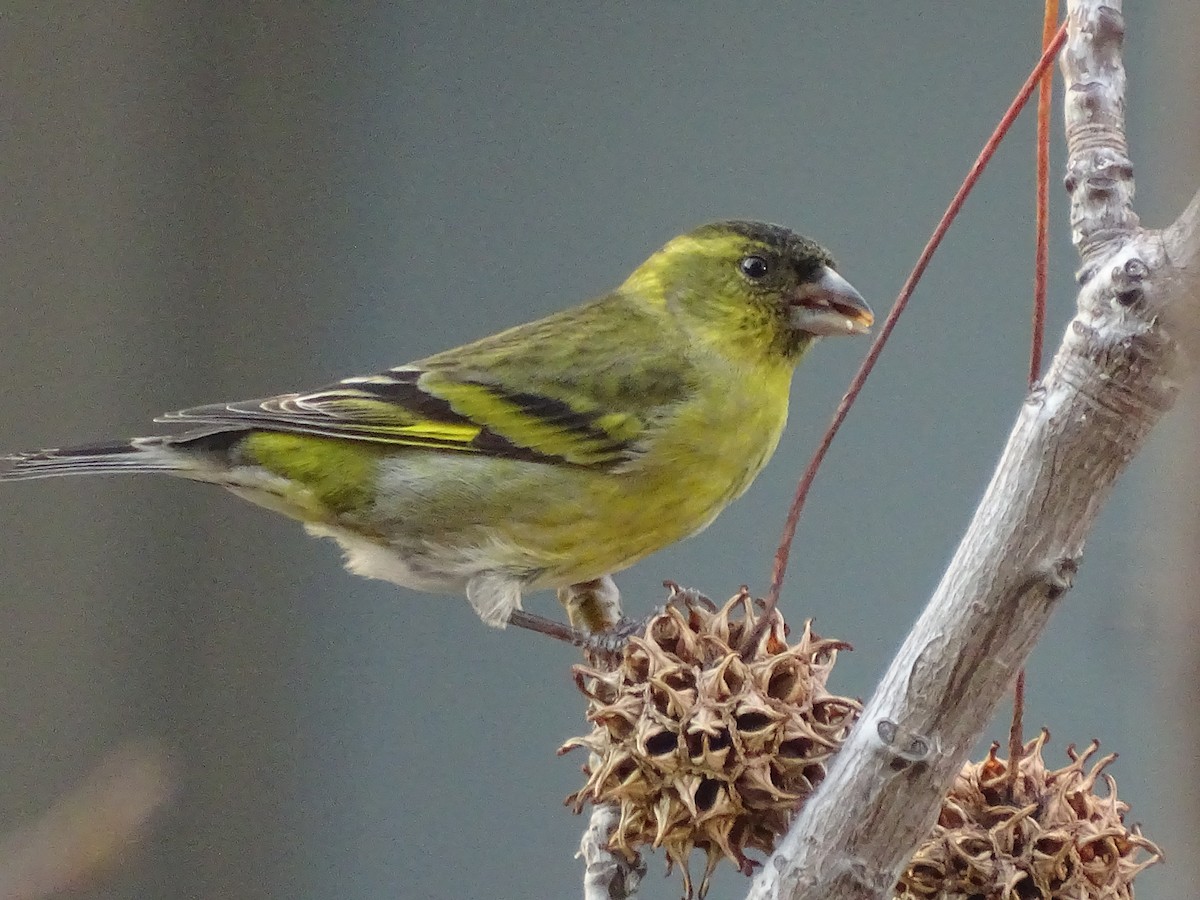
422,374,640,467
159,367,642,468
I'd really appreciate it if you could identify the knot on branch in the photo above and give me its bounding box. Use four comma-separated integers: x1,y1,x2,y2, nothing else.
1040,557,1079,601
1111,256,1149,308
1064,153,1133,201
875,718,936,772
1056,240,1180,423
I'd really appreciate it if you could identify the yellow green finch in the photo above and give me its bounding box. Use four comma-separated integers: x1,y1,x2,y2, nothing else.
1,221,871,630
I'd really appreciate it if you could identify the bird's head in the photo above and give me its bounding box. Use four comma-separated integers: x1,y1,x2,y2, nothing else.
623,220,873,363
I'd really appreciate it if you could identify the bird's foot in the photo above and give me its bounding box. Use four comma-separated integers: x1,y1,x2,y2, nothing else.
575,613,657,668
505,608,646,667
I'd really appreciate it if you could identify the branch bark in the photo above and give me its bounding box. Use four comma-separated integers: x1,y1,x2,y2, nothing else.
747,2,1199,898
572,587,645,897
580,805,644,900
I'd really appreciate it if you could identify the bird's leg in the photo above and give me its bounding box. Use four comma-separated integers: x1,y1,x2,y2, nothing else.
557,575,622,632
506,577,644,664
502,575,621,642
556,575,653,666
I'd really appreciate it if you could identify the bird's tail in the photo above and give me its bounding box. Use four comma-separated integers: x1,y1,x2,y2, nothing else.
0,437,191,481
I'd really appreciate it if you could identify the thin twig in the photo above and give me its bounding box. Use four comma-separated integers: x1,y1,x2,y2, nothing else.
580,806,645,900
1030,0,1058,386
509,609,588,646
1006,668,1026,791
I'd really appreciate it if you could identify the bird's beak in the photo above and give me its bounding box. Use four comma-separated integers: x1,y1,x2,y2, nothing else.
788,267,874,337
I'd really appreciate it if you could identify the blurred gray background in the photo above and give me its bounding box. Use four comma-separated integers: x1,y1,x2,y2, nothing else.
0,3,1196,899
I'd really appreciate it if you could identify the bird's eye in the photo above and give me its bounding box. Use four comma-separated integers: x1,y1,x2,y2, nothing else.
739,255,770,280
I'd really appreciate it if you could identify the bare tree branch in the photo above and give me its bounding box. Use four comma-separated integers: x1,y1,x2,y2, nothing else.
746,2,1196,898
571,579,646,897
580,805,644,900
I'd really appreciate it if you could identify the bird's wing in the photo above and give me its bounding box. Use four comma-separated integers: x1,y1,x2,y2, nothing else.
160,347,692,470
163,295,697,467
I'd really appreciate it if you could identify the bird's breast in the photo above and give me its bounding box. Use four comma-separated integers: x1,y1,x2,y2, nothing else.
619,362,792,542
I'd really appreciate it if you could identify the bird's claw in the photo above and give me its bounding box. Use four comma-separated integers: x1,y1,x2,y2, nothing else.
575,613,657,667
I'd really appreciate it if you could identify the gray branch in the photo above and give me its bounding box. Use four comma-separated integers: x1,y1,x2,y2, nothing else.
746,2,1200,899
580,805,644,900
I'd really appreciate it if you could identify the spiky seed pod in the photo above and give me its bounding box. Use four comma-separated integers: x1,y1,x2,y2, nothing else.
559,585,859,898
896,731,1162,900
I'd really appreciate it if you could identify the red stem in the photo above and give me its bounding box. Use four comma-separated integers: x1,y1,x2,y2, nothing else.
750,21,1070,651
1030,3,1056,388
1010,0,1061,786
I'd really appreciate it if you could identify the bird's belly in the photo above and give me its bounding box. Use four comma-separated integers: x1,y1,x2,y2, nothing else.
303,521,466,593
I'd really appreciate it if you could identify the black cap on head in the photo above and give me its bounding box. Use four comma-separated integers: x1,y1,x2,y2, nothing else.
697,220,835,271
